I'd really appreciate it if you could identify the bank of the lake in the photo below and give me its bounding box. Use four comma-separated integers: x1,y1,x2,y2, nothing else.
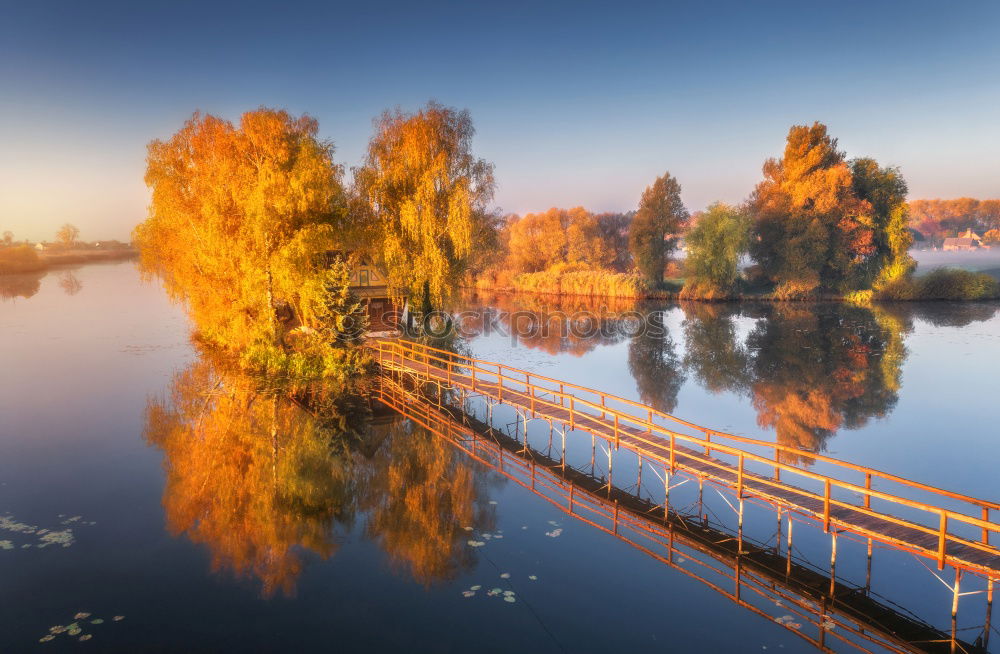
0,247,138,275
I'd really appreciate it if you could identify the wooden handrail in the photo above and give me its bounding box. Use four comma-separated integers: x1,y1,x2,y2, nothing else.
371,338,1000,571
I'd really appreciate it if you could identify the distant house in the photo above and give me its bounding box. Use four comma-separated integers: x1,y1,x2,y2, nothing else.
943,229,984,251
34,242,46,251
327,252,403,333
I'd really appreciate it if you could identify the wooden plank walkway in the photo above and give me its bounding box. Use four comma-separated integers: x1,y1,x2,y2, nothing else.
371,339,1000,579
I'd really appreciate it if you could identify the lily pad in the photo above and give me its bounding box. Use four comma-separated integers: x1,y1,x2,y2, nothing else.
528,575,538,581
499,573,510,579
74,612,91,620
79,634,92,641
112,616,125,622
504,596,516,603
470,585,481,591
91,618,104,625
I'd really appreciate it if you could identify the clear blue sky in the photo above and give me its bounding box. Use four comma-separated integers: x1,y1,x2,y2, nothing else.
2,0,998,241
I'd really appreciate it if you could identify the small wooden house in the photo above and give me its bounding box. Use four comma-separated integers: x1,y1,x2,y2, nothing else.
327,252,404,333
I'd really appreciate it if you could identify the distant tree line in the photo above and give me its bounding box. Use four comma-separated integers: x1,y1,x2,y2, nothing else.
908,198,1000,245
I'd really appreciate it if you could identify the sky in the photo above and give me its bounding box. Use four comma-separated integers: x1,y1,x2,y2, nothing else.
1,0,999,242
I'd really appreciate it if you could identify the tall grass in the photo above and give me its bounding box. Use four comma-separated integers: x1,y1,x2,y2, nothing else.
509,263,648,298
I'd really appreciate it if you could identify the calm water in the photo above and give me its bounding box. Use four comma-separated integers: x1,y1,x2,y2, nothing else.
2,262,998,652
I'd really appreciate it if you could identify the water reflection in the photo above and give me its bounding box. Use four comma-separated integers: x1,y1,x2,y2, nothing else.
144,355,496,595
57,271,83,296
745,305,905,462
627,309,685,413
0,271,43,300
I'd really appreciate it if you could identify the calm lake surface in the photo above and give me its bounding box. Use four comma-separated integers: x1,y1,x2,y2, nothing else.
2,261,998,652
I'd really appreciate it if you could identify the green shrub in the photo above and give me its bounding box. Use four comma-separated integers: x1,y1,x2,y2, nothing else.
913,268,1000,300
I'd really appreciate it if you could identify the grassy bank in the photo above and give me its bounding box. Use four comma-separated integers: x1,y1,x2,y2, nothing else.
0,247,138,274
474,266,1000,303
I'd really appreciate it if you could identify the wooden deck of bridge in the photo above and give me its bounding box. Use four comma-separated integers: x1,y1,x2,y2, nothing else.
371,339,1000,579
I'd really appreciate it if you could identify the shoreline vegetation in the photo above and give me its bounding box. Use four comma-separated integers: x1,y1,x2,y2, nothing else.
469,262,1000,302
0,245,138,275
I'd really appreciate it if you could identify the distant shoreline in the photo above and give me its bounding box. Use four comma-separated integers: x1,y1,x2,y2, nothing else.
0,248,138,275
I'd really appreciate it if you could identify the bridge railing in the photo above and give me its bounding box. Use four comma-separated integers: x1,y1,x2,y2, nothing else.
370,338,1000,574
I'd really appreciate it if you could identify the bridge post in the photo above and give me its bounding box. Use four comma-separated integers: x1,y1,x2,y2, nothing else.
823,479,832,533
952,568,963,647
865,538,873,594
985,579,993,650
786,517,793,577
637,456,643,497
938,510,948,570
829,530,838,596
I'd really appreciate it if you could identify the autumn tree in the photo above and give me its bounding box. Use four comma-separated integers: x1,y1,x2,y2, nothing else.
354,102,495,310
749,123,874,296
135,108,365,378
595,212,633,271
851,158,914,288
629,172,688,285
57,223,79,247
2,231,13,246
682,202,749,296
505,207,612,273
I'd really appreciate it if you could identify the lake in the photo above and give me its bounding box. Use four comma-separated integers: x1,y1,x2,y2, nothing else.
1,261,998,652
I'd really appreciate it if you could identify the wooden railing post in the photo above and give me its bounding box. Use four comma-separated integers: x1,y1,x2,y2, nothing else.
471,365,476,392
938,510,948,570
823,479,832,533
983,507,990,545
704,431,711,456
614,414,619,448
570,397,575,431
669,433,676,473
864,473,872,509
737,453,744,499
498,364,503,402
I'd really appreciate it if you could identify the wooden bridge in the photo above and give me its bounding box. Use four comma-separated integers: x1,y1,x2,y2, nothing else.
376,374,991,654
370,338,1000,582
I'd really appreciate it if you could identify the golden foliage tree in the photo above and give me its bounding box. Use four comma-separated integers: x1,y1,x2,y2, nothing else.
135,109,364,377
505,207,612,273
354,102,495,309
